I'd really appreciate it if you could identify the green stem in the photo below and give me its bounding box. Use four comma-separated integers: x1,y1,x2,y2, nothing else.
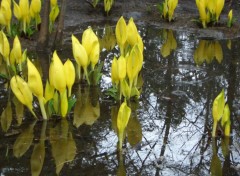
67,86,72,97
119,80,123,101
212,121,217,137
38,97,48,120
128,79,133,99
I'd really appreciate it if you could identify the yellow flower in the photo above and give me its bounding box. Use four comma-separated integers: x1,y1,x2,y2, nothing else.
63,59,75,97
30,0,41,25
0,30,10,65
117,56,126,81
30,0,41,14
10,75,36,118
111,56,119,86
115,16,127,55
27,59,43,99
13,0,31,33
44,80,55,103
0,0,12,34
104,0,114,15
10,36,22,66
60,89,68,117
215,0,224,22
228,9,232,22
82,28,100,70
72,34,88,67
207,0,215,14
167,0,178,21
127,18,138,47
50,0,58,7
71,34,90,84
27,59,47,120
50,51,66,93
126,44,142,98
196,0,208,28
227,9,233,27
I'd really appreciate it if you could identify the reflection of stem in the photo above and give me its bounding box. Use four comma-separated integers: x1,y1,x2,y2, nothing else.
212,138,218,155
83,67,90,85
40,121,47,143
30,120,37,130
38,97,47,120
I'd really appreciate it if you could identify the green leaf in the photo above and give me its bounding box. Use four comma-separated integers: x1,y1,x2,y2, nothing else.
92,0,100,8
157,3,164,15
68,96,77,113
106,86,118,100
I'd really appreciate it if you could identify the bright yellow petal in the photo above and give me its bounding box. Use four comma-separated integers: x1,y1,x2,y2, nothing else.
27,59,43,98
51,51,66,93
117,56,126,80
115,16,127,47
63,59,75,97
71,34,88,67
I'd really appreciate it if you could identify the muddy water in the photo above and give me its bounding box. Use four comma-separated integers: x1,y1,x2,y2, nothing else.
0,24,240,176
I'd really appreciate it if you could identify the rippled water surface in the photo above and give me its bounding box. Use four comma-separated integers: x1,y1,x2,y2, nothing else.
0,24,240,176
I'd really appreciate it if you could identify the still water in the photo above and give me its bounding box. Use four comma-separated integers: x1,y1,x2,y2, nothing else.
0,24,240,176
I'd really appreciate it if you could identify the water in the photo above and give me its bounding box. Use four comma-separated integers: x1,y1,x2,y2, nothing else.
0,24,240,176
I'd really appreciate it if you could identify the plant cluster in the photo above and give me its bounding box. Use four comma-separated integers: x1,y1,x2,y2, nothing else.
0,0,59,37
110,16,144,101
157,0,178,22
195,0,225,28
72,27,102,85
0,16,110,124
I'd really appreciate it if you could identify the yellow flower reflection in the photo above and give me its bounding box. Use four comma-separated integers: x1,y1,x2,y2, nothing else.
160,30,177,58
194,40,223,65
73,86,100,128
49,119,76,175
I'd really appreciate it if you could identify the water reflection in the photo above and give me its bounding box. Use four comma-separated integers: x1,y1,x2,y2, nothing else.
31,121,46,176
98,25,116,51
73,86,100,127
160,29,177,58
0,25,240,175
50,119,76,175
11,119,77,175
13,120,36,158
194,40,223,65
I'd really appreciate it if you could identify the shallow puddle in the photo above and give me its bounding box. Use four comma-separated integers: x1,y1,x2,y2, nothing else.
0,24,240,176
